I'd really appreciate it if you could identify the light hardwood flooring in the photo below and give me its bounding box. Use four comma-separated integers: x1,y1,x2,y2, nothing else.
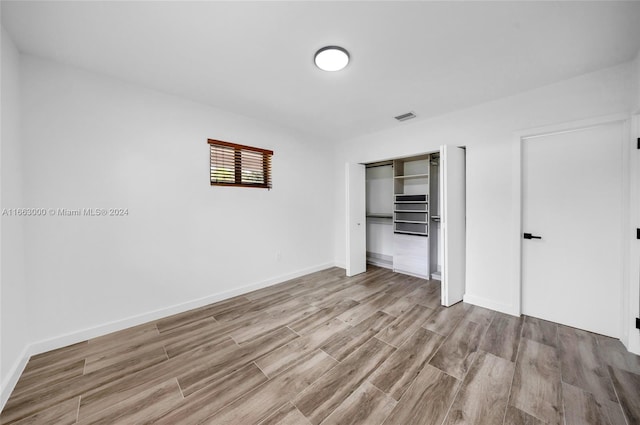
2,266,640,425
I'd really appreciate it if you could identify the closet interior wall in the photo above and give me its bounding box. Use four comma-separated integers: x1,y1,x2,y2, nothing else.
365,163,394,268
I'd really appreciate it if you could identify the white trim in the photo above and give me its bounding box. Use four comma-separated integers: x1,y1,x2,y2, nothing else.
511,113,631,341
511,131,523,316
620,118,631,348
626,114,640,355
0,261,337,410
366,257,393,270
0,345,30,411
513,113,629,141
393,269,429,280
463,293,519,317
368,261,393,270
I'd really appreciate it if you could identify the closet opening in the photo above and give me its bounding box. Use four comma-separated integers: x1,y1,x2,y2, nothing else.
346,145,465,305
365,153,441,280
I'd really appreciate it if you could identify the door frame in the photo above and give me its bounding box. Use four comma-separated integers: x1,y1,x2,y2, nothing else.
346,152,439,280
510,113,633,344
628,114,640,354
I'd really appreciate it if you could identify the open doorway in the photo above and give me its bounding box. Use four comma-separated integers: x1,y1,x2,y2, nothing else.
346,146,466,306
366,155,434,279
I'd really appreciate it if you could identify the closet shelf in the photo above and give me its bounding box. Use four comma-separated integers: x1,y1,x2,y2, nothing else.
395,220,428,224
394,201,428,204
367,213,393,219
394,173,429,179
394,210,428,213
394,230,429,237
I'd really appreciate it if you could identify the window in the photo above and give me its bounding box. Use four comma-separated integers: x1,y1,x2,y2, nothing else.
208,139,273,189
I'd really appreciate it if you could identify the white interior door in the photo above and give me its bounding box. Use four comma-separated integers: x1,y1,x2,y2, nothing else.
522,122,623,337
440,145,466,306
346,162,366,277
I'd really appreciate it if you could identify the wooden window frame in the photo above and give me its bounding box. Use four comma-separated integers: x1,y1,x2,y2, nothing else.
208,139,273,189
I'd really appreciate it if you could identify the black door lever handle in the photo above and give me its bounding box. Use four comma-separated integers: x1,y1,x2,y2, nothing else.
523,233,542,240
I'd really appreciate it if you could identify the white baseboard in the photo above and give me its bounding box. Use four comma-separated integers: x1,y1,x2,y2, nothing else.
367,260,393,270
624,330,640,355
0,261,337,411
463,293,520,317
0,344,31,410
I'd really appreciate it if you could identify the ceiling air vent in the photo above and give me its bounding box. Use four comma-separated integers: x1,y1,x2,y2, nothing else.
394,111,416,122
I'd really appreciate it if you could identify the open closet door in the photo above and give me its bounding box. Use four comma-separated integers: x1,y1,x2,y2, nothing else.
440,145,466,306
346,162,366,276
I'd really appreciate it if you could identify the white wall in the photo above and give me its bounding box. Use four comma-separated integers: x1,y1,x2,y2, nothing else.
334,62,632,316
19,55,335,345
1,28,29,404
366,165,393,259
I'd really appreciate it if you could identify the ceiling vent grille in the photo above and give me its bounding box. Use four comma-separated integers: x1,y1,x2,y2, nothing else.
394,111,416,122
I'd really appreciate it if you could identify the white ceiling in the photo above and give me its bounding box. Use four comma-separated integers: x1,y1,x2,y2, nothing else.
3,1,640,141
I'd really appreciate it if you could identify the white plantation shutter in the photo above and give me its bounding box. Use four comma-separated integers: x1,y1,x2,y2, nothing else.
208,139,273,189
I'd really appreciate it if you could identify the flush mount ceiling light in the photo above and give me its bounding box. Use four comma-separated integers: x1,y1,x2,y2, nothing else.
314,46,350,72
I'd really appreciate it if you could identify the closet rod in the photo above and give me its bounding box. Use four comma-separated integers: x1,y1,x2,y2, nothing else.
366,161,393,169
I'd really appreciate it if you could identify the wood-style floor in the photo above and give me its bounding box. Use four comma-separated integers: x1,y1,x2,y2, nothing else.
2,266,640,425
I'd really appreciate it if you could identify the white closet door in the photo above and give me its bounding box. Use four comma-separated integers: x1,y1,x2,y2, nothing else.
440,145,466,306
346,162,366,276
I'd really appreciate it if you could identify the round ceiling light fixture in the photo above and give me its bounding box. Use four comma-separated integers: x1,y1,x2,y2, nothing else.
314,46,350,72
